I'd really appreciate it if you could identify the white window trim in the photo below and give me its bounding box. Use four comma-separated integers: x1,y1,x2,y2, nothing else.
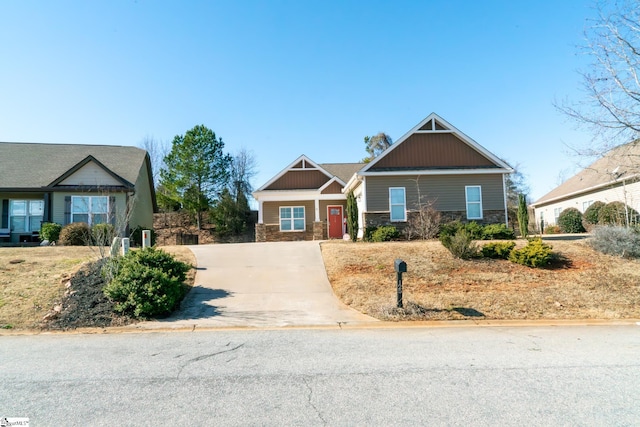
465,185,483,220
279,206,305,232
389,187,407,222
71,195,109,226
9,200,44,233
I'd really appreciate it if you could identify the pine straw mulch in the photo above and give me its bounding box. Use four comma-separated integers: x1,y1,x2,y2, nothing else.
321,239,640,321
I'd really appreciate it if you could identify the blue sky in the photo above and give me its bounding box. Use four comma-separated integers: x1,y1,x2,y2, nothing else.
0,0,599,201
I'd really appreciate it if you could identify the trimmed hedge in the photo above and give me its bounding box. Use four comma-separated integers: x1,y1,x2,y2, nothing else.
40,222,62,243
59,222,91,246
557,208,586,233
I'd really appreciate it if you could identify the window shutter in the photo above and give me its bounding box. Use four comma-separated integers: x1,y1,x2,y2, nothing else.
1,199,8,228
109,196,116,226
64,196,71,225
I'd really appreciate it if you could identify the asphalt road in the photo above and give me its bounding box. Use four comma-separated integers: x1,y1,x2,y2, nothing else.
1,325,639,426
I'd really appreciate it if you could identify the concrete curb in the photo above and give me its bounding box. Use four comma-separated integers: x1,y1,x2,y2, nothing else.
2,318,639,336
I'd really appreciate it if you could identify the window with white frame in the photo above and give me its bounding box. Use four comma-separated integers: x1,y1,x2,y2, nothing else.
389,187,406,222
465,186,482,220
9,200,44,233
554,207,562,223
280,206,305,231
582,200,593,212
71,196,109,225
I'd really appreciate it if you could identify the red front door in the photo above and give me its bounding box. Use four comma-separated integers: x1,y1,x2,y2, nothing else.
328,206,343,239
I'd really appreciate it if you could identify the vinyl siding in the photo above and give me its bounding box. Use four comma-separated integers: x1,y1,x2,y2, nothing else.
369,133,498,170
365,174,505,212
534,180,640,226
263,200,315,226
128,163,154,228
264,170,330,190
51,192,126,226
58,161,122,186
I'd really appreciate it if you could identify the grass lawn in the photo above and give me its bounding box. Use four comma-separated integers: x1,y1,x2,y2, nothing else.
321,239,640,321
0,245,196,330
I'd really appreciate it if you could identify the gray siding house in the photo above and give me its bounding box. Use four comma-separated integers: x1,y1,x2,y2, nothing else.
253,113,513,241
0,142,156,243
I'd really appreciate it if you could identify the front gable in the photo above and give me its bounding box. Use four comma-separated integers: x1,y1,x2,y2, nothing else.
362,113,512,174
258,155,335,191
49,155,134,189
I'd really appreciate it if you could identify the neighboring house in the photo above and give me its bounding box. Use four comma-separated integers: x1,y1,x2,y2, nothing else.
253,113,513,241
531,141,640,228
0,142,156,243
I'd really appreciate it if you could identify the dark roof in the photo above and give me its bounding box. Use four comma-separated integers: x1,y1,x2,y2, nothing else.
0,142,148,189
319,163,364,183
533,141,640,206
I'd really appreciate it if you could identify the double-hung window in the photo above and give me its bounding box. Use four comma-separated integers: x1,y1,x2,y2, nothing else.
465,186,482,220
71,196,109,225
389,187,406,222
553,207,562,224
280,206,305,231
9,200,44,233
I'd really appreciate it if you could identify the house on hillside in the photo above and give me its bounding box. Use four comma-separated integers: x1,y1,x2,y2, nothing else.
253,113,513,242
0,143,156,243
531,141,640,228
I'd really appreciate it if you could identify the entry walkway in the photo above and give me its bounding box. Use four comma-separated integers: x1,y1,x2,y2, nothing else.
139,241,376,328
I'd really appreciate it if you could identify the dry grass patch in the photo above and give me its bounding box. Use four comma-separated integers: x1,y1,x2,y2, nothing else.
0,245,197,330
321,239,640,321
0,246,98,329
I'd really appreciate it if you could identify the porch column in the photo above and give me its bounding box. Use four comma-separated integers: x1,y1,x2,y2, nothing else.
258,200,264,224
314,199,320,222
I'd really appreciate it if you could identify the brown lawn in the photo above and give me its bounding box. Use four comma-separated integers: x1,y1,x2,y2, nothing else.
321,239,640,321
0,245,196,330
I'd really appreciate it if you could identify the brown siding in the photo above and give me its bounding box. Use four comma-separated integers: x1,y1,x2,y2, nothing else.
262,200,315,226
292,160,303,168
365,174,505,212
370,133,497,170
434,120,446,130
321,181,343,194
265,170,329,190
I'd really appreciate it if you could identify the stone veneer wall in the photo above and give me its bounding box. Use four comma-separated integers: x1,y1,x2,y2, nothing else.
364,209,506,232
255,222,327,242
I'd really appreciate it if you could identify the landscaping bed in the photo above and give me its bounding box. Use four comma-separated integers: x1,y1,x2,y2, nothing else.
0,246,195,330
321,239,640,321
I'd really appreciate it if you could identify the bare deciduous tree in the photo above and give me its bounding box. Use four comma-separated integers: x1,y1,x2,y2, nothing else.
139,135,169,187
557,0,640,159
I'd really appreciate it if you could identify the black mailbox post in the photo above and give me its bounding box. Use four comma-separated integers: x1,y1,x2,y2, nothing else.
394,259,407,308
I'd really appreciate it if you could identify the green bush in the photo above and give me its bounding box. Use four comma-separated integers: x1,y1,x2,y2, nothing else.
91,223,116,246
59,222,91,246
588,225,640,258
40,222,62,243
598,202,630,226
440,229,479,259
557,208,586,233
464,221,484,240
439,221,464,239
509,238,553,268
129,226,157,247
481,223,515,240
370,226,400,242
103,247,192,318
583,201,605,227
481,241,516,259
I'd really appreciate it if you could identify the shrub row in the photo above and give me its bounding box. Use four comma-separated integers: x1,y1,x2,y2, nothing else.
40,222,155,246
102,247,191,318
439,221,515,240
440,229,554,268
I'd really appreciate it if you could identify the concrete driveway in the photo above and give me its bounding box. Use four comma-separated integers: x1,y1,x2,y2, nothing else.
140,241,376,328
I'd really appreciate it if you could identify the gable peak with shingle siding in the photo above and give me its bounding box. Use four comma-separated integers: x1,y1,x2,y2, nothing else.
0,142,148,190
361,112,512,174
